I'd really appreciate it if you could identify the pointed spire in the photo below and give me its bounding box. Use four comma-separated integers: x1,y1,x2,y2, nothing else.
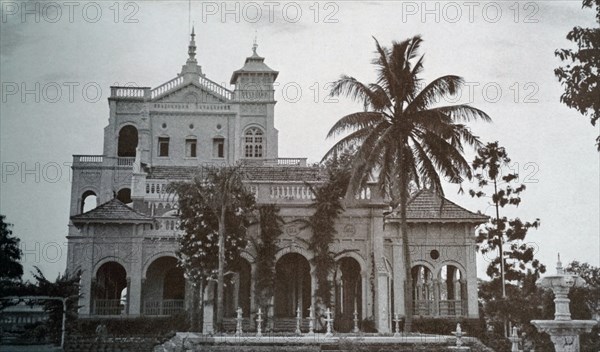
557,253,564,274
187,27,197,64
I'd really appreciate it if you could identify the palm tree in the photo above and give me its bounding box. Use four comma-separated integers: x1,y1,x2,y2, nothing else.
325,36,491,332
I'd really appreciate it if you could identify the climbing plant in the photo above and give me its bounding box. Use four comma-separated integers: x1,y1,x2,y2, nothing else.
253,205,283,312
306,151,352,312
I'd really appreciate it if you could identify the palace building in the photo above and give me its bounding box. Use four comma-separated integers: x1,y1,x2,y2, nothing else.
65,31,486,333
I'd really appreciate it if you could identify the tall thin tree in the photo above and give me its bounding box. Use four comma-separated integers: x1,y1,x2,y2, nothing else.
325,36,491,332
169,166,255,331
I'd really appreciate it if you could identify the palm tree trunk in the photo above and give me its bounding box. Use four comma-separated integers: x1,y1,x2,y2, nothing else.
216,206,226,331
400,148,413,333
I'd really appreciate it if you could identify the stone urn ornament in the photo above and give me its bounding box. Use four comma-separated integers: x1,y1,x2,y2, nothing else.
531,254,597,352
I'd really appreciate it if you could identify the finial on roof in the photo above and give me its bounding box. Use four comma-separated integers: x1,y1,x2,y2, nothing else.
187,27,197,64
252,30,258,55
557,253,564,274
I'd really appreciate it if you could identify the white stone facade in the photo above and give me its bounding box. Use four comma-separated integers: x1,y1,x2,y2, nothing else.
65,33,485,333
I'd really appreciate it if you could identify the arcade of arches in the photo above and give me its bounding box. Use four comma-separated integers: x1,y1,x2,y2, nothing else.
412,264,466,317
89,256,467,321
91,257,186,316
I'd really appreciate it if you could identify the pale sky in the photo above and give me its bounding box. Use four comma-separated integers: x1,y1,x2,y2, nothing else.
1,1,598,281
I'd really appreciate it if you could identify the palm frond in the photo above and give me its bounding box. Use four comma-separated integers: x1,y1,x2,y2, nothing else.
326,112,386,138
406,76,465,113
433,105,492,123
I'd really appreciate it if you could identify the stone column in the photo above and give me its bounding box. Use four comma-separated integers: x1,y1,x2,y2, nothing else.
127,236,143,316
392,242,405,317
465,226,479,318
432,279,440,316
203,282,215,334
361,270,368,319
250,263,257,314
372,214,390,333
79,239,95,316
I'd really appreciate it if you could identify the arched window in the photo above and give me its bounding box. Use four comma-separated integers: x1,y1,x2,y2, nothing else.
118,125,138,157
116,188,132,204
81,191,97,213
244,127,264,158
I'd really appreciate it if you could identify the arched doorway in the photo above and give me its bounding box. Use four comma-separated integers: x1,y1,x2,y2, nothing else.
143,256,185,315
412,265,434,316
94,262,127,315
274,253,311,318
117,125,138,157
438,265,464,316
334,257,362,332
223,258,251,318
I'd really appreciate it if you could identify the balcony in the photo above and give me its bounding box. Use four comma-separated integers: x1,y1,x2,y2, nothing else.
72,155,135,169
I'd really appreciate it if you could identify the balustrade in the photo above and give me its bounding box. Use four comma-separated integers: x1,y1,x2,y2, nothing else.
144,300,184,316
93,299,124,316
269,185,315,200
110,86,149,99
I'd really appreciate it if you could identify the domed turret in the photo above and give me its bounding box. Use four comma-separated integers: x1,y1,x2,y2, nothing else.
230,40,278,102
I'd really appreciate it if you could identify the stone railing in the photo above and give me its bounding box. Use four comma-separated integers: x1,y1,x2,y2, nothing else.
234,89,274,102
72,155,136,168
151,102,232,113
93,299,124,316
277,158,308,167
150,75,233,101
73,155,103,164
145,181,169,198
117,157,135,166
110,86,150,99
413,300,465,317
269,184,316,200
151,76,184,99
144,300,184,316
199,75,233,100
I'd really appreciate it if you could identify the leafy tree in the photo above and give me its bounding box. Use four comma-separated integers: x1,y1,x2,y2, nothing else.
30,267,81,344
0,214,23,282
169,166,256,332
478,271,554,352
566,261,600,320
554,0,600,150
470,142,545,340
326,36,490,331
470,142,545,287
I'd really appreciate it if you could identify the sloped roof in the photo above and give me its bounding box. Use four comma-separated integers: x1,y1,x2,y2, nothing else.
230,50,278,84
401,189,489,223
146,165,325,182
71,199,153,223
